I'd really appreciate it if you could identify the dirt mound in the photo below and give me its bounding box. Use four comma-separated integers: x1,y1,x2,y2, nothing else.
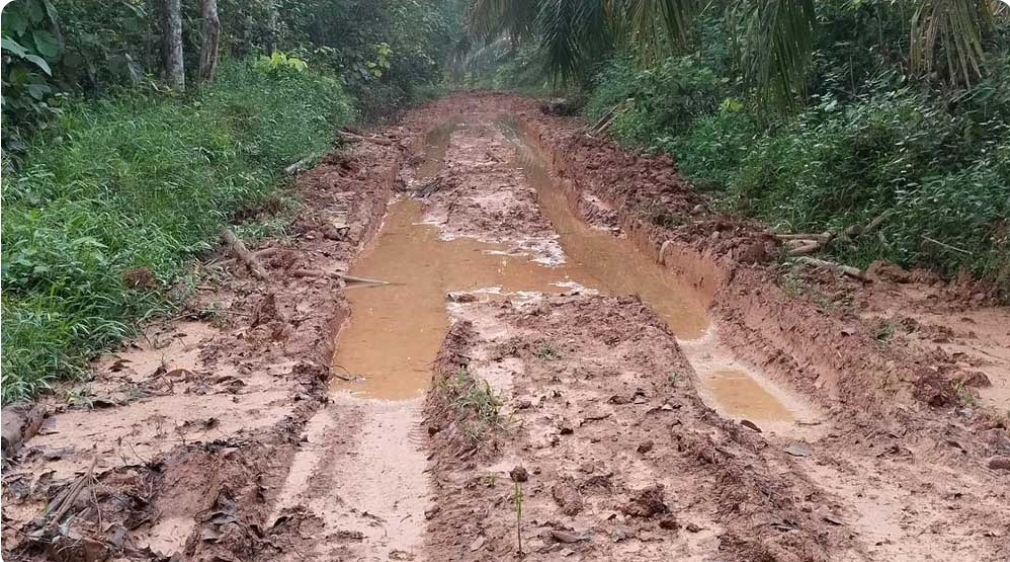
423,294,851,561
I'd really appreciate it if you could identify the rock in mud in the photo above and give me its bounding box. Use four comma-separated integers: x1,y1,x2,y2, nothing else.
622,485,669,518
510,465,529,483
988,457,1010,471
637,440,654,454
659,517,680,531
425,504,441,520
740,419,762,433
785,444,812,458
549,529,590,544
552,480,584,516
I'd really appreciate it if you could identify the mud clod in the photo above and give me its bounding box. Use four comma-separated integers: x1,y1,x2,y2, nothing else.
622,485,669,519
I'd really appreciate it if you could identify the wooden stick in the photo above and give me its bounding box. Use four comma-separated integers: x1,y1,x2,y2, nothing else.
221,229,269,281
338,130,394,146
922,235,972,255
337,273,392,286
797,256,870,282
44,458,96,528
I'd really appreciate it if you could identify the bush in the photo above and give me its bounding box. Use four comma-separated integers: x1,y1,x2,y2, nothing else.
729,91,1009,285
585,53,1010,299
586,55,724,148
1,60,354,403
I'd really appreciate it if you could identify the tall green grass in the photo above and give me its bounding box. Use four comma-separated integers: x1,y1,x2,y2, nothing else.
1,61,354,403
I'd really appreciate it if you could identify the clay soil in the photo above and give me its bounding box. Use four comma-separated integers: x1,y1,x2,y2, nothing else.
3,93,1009,562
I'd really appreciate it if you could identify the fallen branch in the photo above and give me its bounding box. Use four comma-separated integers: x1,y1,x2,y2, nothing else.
922,235,973,256
783,211,892,257
788,232,835,256
338,130,394,146
337,273,392,286
415,176,446,198
585,98,632,136
43,458,97,529
210,247,281,270
796,256,870,282
284,154,319,176
221,229,269,281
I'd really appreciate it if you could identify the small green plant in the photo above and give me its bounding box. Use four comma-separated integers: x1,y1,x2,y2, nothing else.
954,381,978,407
535,344,561,361
874,322,895,345
438,367,507,441
252,51,308,74
512,479,524,556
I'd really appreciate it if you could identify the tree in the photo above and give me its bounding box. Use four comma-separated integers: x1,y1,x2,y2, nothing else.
467,0,1009,102
199,0,221,81
161,0,185,91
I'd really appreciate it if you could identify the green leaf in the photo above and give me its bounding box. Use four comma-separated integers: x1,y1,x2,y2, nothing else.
23,54,52,75
3,8,29,36
27,82,50,100
32,29,60,59
2,37,28,57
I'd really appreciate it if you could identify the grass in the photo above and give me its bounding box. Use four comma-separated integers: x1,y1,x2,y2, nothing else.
1,61,355,403
534,343,561,361
437,366,507,443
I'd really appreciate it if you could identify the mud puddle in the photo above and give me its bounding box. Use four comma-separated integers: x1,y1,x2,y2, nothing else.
334,117,815,430
332,198,586,399
505,125,818,429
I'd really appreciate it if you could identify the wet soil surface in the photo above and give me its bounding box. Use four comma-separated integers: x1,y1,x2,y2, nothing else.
3,93,1009,562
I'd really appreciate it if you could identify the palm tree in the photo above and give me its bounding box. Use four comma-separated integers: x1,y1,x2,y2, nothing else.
466,0,1008,103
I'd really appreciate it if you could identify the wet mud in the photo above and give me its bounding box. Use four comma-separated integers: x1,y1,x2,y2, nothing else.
3,93,1009,562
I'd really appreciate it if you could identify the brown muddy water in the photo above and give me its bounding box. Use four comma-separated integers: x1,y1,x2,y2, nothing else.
333,117,806,426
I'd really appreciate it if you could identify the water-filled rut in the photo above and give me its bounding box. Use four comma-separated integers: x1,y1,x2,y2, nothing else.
333,116,816,429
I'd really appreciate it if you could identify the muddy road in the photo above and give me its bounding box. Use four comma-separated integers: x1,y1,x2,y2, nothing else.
3,93,1009,562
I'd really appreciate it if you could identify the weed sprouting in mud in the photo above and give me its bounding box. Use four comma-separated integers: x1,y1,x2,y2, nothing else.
874,322,896,345
437,366,508,444
512,479,524,557
534,343,562,361
954,381,978,407
509,465,528,557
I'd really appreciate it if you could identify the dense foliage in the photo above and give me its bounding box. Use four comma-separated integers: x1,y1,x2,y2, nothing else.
1,62,354,402
464,1,1010,297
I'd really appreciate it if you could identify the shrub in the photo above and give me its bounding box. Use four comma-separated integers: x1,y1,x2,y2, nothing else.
1,60,354,403
586,55,724,147
729,91,1009,284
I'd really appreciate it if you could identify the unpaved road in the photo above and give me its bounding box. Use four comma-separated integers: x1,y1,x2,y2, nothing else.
3,93,1009,562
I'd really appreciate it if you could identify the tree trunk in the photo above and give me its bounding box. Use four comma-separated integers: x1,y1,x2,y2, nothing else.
266,0,279,53
198,0,220,82
161,0,185,91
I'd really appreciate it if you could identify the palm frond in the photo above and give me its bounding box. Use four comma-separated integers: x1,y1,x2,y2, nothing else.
623,0,700,60
736,0,816,108
536,0,612,81
910,0,994,86
468,0,541,44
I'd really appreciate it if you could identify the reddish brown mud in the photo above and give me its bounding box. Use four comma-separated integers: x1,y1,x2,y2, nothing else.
2,93,1008,562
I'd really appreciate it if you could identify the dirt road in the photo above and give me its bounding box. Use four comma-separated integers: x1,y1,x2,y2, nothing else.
3,94,1009,562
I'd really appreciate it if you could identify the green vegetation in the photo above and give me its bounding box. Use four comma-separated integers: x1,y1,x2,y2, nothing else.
1,0,466,403
461,1,1010,298
1,62,354,402
438,366,508,443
